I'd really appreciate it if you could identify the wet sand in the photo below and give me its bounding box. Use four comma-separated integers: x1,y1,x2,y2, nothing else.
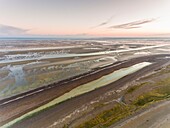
0,54,169,128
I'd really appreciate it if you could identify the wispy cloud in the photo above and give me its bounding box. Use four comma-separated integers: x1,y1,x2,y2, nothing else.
109,18,156,29
0,24,29,36
148,33,170,37
91,15,114,29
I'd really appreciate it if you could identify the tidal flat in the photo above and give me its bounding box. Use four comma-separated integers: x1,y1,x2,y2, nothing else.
0,39,170,128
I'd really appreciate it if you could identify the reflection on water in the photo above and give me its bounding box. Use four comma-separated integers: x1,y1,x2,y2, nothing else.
0,44,167,64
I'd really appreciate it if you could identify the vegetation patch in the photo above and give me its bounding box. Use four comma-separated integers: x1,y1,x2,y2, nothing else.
133,77,170,106
76,65,170,128
126,82,148,94
77,104,132,128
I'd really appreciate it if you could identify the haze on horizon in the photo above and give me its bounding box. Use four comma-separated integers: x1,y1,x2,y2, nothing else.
0,0,170,38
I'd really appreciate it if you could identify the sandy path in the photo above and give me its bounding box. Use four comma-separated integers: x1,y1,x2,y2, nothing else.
113,100,170,128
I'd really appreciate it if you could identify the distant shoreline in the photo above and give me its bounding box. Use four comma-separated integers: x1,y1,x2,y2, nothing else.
0,37,170,41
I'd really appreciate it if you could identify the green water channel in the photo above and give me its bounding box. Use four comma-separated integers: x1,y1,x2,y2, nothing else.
2,62,152,128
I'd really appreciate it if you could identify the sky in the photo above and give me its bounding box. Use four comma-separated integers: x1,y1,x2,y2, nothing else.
0,0,170,37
